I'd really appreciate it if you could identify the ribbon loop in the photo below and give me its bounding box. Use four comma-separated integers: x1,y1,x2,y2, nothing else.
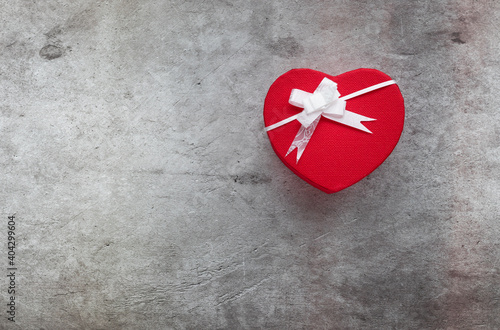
289,89,308,107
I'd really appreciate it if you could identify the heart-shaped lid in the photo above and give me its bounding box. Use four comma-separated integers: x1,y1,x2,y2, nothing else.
264,68,405,193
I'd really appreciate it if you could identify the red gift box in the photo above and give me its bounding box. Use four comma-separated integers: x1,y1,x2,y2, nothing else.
264,68,405,193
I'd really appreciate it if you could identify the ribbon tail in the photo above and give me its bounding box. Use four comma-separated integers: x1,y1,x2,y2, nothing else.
322,110,376,133
286,116,321,163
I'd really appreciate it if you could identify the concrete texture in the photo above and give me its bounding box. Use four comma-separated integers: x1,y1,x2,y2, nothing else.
1,0,500,329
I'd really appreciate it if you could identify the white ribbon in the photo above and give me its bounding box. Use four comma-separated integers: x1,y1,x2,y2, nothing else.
265,78,396,162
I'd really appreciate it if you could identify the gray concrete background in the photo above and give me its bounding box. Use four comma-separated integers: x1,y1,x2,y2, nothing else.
1,0,500,329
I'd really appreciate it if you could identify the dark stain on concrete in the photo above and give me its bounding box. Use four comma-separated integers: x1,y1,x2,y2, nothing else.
232,173,271,184
39,8,98,61
39,44,64,60
266,37,304,58
41,24,66,60
451,32,466,44
45,25,63,39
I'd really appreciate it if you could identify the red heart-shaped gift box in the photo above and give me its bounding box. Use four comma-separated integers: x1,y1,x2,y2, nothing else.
263,68,405,193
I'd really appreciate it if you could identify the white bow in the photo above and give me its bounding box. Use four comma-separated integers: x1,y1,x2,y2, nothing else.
265,78,396,162
290,78,346,128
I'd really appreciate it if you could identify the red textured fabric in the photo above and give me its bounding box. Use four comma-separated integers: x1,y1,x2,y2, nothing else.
263,68,405,193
